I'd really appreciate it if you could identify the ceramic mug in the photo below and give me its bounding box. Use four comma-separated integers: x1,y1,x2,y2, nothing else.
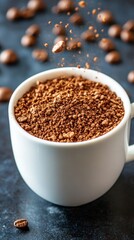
8,67,134,206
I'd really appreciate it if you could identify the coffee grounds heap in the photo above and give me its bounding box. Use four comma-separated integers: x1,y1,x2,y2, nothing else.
14,76,125,143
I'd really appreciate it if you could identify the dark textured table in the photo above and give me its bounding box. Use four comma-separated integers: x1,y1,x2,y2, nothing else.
0,0,134,239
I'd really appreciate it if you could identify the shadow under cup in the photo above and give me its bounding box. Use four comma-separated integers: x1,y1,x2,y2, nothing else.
8,67,132,206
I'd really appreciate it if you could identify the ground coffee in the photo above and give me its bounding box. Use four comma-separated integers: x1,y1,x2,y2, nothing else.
14,76,125,142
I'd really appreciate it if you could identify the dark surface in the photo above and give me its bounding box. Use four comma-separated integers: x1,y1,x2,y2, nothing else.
0,0,134,239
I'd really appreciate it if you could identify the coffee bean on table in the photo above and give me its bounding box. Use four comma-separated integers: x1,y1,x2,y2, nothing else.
6,7,21,21
98,38,116,51
20,7,35,19
108,24,122,38
105,51,121,64
52,40,66,53
81,30,96,42
0,87,13,102
120,30,134,42
21,35,36,47
54,35,66,45
123,20,134,32
32,49,48,61
69,13,84,25
127,70,134,83
26,24,40,36
14,219,28,229
97,10,114,24
52,24,66,36
57,0,75,13
27,0,46,12
67,39,82,50
0,49,18,64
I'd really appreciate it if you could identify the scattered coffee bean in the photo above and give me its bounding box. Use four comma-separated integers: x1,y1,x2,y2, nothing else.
32,49,48,61
123,20,134,32
69,13,84,25
52,24,66,36
52,40,66,53
0,87,13,102
0,49,18,64
99,38,116,52
27,0,46,12
105,51,121,64
108,24,122,38
78,1,86,8
20,7,35,19
81,30,96,42
120,30,134,43
97,10,114,24
26,24,40,36
21,35,36,47
6,7,21,21
67,39,82,50
127,70,134,83
14,219,28,229
57,0,75,13
54,35,66,45
14,76,124,143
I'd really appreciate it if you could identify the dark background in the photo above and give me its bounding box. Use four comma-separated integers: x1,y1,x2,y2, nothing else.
0,0,134,239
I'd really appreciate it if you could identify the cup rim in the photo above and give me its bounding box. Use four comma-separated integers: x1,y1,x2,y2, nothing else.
8,67,131,147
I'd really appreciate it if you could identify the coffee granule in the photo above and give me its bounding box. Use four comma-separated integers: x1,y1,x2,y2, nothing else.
14,76,124,143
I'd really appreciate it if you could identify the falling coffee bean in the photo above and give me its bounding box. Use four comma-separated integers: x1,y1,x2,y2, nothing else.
52,40,66,53
0,87,13,102
105,51,121,64
20,7,35,19
108,24,122,38
123,20,134,32
14,219,28,229
21,35,36,47
32,49,48,61
99,38,116,52
97,10,114,25
81,30,96,42
127,70,134,83
52,24,66,36
67,39,82,50
6,7,21,21
26,24,40,36
0,49,18,64
27,0,46,12
54,35,66,45
120,30,134,43
57,0,75,13
69,13,84,25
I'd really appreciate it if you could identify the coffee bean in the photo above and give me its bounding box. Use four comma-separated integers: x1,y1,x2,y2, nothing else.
69,13,84,25
0,87,13,102
20,7,35,19
97,10,114,24
120,30,134,43
52,24,66,36
21,35,36,47
27,0,46,12
108,24,122,38
51,6,60,14
99,38,116,51
6,7,21,21
32,49,48,61
67,39,82,50
0,49,18,64
57,0,75,13
105,51,121,64
14,219,28,229
123,20,134,32
54,36,66,45
52,40,66,53
81,30,96,42
26,24,40,36
78,1,86,8
127,70,134,83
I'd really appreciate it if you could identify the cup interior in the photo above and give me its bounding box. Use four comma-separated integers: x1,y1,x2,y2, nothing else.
8,67,131,145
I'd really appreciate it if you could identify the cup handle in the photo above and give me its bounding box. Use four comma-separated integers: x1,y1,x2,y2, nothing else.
126,103,134,162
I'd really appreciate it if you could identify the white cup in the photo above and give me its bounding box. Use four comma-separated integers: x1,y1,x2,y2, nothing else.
8,67,134,206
